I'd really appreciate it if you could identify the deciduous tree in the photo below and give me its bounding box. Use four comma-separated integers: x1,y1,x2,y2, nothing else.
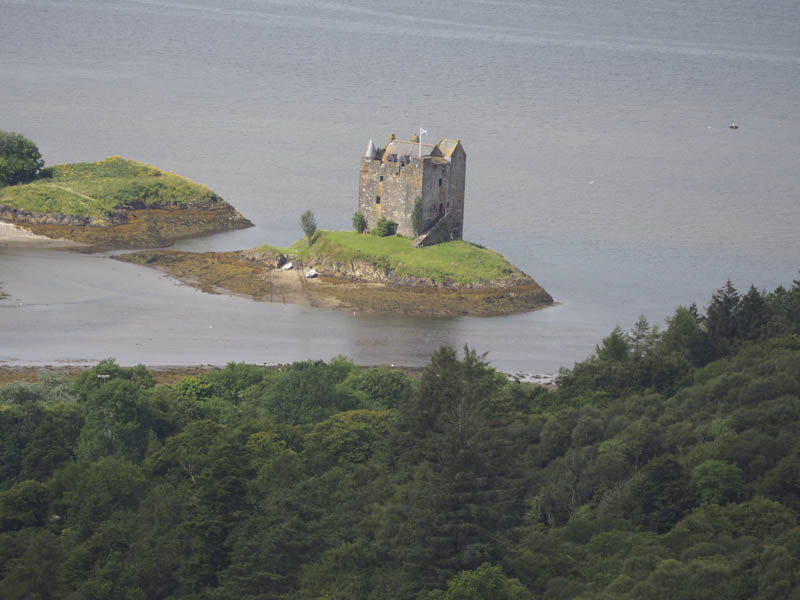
0,130,44,187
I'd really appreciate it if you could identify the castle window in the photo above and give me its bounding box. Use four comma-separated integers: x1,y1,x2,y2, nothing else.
375,196,381,205
379,176,383,182
438,178,442,187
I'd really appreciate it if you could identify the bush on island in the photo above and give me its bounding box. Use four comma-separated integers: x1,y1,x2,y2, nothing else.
371,218,397,237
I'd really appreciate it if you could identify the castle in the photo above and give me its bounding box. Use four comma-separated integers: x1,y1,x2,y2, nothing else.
359,133,465,246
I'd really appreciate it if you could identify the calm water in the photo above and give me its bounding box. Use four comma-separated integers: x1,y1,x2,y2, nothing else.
1,0,799,372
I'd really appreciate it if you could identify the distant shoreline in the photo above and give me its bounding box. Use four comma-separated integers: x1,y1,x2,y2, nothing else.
0,362,556,387
0,363,426,387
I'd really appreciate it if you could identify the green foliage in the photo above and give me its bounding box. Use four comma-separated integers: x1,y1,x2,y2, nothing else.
21,403,83,481
630,454,694,533
247,358,360,425
74,377,155,463
425,563,533,599
336,366,414,410
296,230,518,284
0,156,219,218
691,459,744,505
596,325,631,362
0,480,49,531
370,217,397,236
0,130,44,187
63,456,148,540
661,304,712,368
352,211,367,234
706,280,740,358
301,209,317,240
302,409,395,472
412,196,423,236
0,530,68,599
379,346,525,587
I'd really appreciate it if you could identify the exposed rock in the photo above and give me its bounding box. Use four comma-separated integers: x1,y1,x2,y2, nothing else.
0,205,122,227
0,189,253,252
239,247,288,268
303,254,549,297
3,207,252,251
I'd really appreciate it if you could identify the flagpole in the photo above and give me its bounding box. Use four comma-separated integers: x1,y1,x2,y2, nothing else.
418,127,427,158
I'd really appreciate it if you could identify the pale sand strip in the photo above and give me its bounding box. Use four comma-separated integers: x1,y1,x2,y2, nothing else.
0,222,87,248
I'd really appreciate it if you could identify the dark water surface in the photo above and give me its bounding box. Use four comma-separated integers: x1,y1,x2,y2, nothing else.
1,0,799,372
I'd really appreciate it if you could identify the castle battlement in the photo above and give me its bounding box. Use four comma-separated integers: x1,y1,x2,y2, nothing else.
358,133,465,245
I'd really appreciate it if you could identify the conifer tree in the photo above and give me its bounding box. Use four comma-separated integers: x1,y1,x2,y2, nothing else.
381,346,527,588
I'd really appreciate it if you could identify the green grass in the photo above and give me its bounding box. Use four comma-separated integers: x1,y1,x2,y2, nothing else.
0,156,218,218
294,231,517,284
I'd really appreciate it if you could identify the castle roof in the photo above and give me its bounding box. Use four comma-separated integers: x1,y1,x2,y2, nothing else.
437,139,462,159
370,136,464,163
384,140,439,161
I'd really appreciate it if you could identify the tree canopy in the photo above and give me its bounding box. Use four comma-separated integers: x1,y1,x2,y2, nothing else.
0,130,44,187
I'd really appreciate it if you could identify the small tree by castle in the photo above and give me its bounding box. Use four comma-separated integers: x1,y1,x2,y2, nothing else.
300,210,316,242
352,211,367,234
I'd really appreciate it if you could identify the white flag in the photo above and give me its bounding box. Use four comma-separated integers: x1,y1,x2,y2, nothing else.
420,128,428,135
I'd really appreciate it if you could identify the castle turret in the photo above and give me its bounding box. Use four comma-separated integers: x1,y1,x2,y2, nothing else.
364,139,378,160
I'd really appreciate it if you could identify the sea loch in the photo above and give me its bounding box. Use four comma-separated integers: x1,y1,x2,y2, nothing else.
1,0,798,373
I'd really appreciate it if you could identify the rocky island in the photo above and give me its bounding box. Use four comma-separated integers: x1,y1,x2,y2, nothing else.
0,155,252,249
115,230,554,317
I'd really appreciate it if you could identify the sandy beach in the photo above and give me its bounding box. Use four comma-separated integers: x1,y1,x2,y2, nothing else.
0,221,87,248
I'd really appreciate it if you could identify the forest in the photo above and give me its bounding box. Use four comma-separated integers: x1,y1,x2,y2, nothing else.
1,279,799,599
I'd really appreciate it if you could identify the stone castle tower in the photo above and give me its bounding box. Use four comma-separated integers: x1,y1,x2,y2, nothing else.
359,133,465,246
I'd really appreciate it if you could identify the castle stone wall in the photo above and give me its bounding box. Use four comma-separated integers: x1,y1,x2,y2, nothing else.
444,146,466,239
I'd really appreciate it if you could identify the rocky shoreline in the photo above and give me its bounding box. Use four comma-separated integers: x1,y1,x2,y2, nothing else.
0,206,252,250
0,195,239,228
280,250,540,291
